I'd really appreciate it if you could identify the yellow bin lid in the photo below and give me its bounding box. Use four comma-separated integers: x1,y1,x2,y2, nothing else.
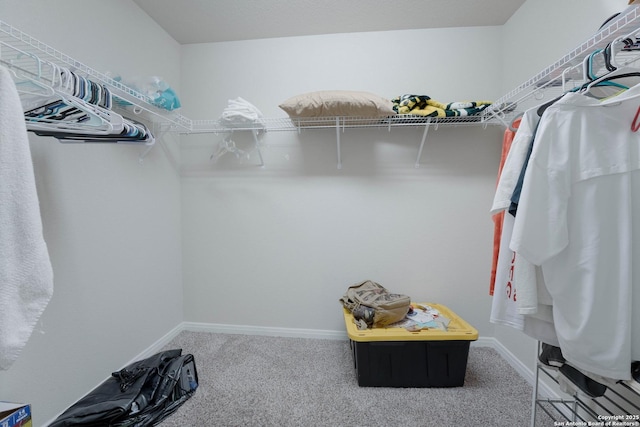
344,303,479,342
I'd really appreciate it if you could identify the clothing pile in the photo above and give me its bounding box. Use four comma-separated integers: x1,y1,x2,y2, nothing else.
112,75,181,111
392,94,492,117
218,97,265,129
387,303,451,332
211,97,266,163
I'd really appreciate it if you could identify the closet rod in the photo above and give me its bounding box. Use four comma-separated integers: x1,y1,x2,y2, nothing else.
485,5,640,119
0,19,192,133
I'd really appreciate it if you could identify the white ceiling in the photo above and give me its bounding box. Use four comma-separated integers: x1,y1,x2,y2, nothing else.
133,0,526,44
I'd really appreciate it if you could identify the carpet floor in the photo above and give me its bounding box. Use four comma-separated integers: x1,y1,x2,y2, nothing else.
159,331,552,426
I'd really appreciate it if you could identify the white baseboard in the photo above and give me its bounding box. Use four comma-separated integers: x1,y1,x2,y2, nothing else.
473,336,559,400
473,337,537,384
182,321,348,340
125,323,185,364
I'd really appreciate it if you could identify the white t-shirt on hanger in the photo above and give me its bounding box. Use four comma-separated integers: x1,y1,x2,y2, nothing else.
490,107,557,346
510,86,640,380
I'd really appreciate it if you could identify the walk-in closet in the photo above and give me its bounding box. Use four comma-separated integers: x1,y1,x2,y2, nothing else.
1,1,639,426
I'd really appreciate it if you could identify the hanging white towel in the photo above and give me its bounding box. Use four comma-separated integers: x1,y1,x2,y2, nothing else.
0,65,53,370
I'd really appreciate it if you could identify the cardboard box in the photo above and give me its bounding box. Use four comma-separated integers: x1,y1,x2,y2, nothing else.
0,402,32,427
344,303,478,387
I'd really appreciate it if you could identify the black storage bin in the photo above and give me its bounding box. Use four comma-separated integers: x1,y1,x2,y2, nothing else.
344,303,478,388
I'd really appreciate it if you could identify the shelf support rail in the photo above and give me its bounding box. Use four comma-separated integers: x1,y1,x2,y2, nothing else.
336,117,342,169
252,129,265,167
530,342,542,427
415,118,432,168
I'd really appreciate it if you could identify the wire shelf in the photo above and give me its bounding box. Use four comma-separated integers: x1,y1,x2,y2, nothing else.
532,343,640,427
484,6,640,120
0,19,192,133
0,18,504,137
190,114,496,134
4,5,640,140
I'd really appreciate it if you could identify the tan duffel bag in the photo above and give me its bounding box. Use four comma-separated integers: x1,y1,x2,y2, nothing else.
340,280,411,329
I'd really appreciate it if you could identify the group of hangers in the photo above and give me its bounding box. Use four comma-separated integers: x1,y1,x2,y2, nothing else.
4,46,154,145
506,32,640,132
502,9,640,132
533,34,640,118
579,37,640,92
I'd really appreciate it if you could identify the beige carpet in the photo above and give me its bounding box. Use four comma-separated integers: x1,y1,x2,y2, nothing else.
159,331,552,426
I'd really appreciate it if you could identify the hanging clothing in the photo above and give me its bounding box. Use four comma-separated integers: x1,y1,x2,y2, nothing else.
0,65,54,370
491,108,542,215
490,213,522,329
510,85,640,380
489,108,558,346
489,117,520,295
490,107,543,316
490,213,559,346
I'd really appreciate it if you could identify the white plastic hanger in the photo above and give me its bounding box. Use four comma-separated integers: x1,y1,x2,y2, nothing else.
24,90,124,135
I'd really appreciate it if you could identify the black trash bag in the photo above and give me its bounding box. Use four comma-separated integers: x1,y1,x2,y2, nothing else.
50,349,198,427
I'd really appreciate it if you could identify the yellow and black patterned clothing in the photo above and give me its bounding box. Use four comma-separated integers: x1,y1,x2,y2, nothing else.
392,94,492,117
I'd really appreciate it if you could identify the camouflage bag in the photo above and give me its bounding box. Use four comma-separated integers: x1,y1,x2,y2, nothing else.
340,280,411,329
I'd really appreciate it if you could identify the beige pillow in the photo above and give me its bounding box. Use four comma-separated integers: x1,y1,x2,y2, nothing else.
279,90,395,118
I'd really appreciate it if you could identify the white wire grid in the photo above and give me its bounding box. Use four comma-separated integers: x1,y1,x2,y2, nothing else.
0,19,192,133
483,6,640,124
190,114,493,134
3,8,640,136
0,19,499,135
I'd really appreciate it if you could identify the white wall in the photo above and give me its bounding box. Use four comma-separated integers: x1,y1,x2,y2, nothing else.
179,28,505,337
0,1,630,424
179,0,634,380
0,1,183,425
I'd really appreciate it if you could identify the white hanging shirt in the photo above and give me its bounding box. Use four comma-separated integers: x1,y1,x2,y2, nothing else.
490,213,523,329
489,107,557,346
490,107,541,215
510,85,640,380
